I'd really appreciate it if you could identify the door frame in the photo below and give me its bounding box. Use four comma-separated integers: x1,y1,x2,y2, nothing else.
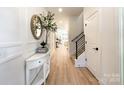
119,8,124,85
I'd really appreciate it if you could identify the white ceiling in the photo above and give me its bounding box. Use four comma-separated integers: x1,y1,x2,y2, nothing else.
45,7,83,30
45,7,83,16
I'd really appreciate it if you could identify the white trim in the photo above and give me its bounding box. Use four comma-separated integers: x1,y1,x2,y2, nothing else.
27,41,40,44
0,42,22,48
0,52,23,65
119,8,124,85
86,64,102,84
28,41,37,44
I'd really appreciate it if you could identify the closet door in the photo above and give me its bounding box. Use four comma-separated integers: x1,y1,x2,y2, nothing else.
84,11,101,80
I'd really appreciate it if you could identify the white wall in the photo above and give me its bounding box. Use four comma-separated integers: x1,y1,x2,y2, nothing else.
68,16,78,55
0,8,24,84
0,8,55,85
68,11,84,55
99,8,120,84
77,11,84,35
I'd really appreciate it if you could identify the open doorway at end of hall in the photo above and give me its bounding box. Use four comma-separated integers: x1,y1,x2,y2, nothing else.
55,28,69,49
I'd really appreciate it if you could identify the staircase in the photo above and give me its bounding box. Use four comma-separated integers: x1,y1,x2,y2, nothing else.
71,32,86,67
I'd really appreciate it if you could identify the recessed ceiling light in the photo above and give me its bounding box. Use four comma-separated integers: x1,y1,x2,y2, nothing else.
58,8,63,12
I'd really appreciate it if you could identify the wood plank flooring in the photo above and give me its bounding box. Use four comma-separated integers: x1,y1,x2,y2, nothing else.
46,45,99,85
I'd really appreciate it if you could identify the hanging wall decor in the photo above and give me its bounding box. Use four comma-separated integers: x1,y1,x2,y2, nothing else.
30,15,42,40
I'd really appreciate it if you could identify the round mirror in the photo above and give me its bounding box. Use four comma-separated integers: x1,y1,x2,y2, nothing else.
30,15,42,40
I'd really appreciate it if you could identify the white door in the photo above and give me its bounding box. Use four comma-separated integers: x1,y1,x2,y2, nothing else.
84,12,101,80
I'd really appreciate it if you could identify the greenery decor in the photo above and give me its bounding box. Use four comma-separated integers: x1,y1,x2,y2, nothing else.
39,11,57,46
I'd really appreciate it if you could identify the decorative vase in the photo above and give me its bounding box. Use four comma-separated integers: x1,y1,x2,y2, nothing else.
40,41,46,48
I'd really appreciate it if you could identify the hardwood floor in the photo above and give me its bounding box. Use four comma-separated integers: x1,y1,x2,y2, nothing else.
46,45,99,85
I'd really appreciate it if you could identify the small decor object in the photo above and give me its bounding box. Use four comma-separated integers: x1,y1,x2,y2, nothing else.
36,47,48,53
36,41,48,53
30,15,42,40
40,41,46,48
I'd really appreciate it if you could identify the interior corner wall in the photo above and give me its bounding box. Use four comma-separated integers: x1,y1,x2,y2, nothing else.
68,16,78,55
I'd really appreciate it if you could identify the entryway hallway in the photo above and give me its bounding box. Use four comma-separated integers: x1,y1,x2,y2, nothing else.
0,7,122,85
46,45,99,85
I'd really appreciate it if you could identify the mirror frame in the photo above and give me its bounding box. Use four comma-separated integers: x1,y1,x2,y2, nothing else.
30,15,42,40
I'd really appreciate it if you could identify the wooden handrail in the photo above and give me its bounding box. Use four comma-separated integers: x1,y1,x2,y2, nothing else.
71,32,84,42
76,34,85,43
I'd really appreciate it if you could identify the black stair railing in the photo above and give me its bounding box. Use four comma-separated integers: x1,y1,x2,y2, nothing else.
72,32,85,59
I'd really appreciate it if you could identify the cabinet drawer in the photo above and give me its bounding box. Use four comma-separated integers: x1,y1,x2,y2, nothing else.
26,54,50,69
26,60,45,69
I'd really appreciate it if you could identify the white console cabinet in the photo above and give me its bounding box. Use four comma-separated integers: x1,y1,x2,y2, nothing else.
25,50,50,85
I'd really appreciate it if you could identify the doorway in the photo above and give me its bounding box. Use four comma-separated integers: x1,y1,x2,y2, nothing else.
56,28,69,48
84,11,101,81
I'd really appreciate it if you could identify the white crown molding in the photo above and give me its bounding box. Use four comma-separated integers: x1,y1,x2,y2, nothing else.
0,42,22,48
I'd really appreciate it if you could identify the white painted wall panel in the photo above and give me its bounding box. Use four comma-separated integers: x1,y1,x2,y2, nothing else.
0,7,56,84
99,8,120,84
0,8,20,42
